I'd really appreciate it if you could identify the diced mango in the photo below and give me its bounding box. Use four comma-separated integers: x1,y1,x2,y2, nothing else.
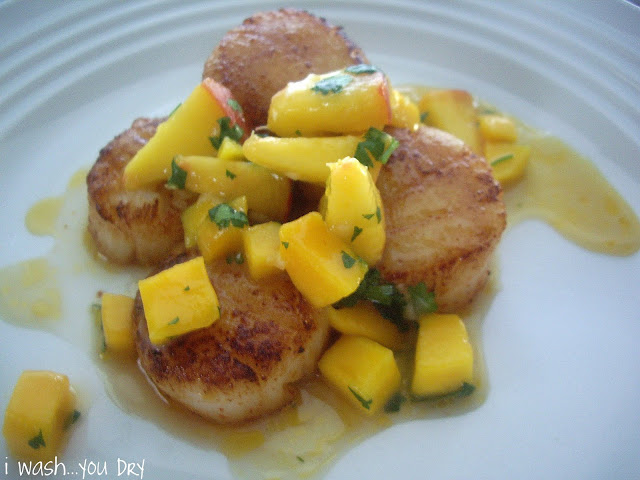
138,256,220,344
279,212,368,308
242,222,285,280
196,196,248,263
181,193,223,250
242,132,362,183
411,313,473,397
101,293,135,356
323,157,386,265
485,141,530,186
3,371,77,462
478,114,518,142
390,89,420,129
267,67,392,137
217,137,245,161
176,155,291,223
419,89,483,154
327,303,403,350
318,335,401,415
123,78,246,189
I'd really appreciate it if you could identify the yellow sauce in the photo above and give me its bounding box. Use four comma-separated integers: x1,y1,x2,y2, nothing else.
1,93,639,478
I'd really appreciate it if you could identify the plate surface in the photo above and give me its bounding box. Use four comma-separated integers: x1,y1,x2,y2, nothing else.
1,1,639,479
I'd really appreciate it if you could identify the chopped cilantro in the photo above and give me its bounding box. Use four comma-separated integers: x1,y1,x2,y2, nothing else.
384,392,406,413
344,64,379,75
363,212,375,220
351,226,363,242
354,127,399,167
226,252,244,265
184,285,190,291
225,169,237,179
420,111,429,123
64,409,81,430
281,241,289,249
227,98,242,113
348,386,372,410
375,205,382,223
334,269,410,331
341,251,356,269
407,282,437,316
209,117,244,149
28,430,46,449
208,203,249,229
295,129,302,136
491,153,514,166
168,317,180,325
311,74,353,95
166,157,187,189
296,456,305,463
169,103,182,117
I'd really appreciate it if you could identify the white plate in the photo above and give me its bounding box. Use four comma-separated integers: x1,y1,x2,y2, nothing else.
1,1,639,479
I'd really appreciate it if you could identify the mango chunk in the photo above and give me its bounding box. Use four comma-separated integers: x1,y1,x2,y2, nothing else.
181,193,223,250
279,212,368,308
390,89,420,129
267,66,392,137
318,335,401,415
242,132,362,183
123,78,246,189
176,155,291,223
138,256,220,344
485,141,530,186
419,89,483,154
478,114,518,142
242,222,285,280
101,293,135,356
196,196,248,264
3,371,77,462
327,303,403,350
217,137,245,161
323,157,386,265
411,313,473,397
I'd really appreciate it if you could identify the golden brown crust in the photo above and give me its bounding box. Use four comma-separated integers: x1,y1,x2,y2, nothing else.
86,118,193,265
135,254,330,423
377,126,506,312
203,8,369,131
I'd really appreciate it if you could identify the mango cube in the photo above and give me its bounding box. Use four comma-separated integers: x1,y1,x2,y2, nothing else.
478,114,518,142
485,141,530,186
196,196,248,263
267,67,392,137
123,78,246,189
327,303,403,350
176,155,291,223
318,335,401,415
3,371,77,462
242,132,362,183
419,89,483,154
323,157,386,265
217,137,245,161
242,222,285,280
181,193,223,250
411,313,473,397
138,256,220,344
101,293,135,355
279,212,368,308
390,89,420,129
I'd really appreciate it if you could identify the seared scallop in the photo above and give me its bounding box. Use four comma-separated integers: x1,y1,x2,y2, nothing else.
135,255,330,423
203,8,369,131
377,126,506,313
86,117,193,265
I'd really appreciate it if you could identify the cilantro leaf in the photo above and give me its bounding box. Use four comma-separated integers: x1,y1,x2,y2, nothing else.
384,392,406,413
351,226,363,242
225,169,237,179
407,282,437,316
341,251,356,269
348,386,372,410
227,98,242,113
28,430,46,449
354,127,399,167
166,157,187,189
344,64,379,75
208,203,249,229
209,117,244,150
168,317,180,325
311,74,353,95
64,409,81,430
491,153,514,166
